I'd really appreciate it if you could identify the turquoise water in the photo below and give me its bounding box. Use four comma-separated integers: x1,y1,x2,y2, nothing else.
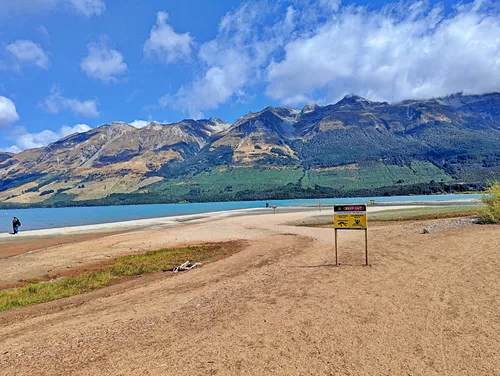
2,194,482,232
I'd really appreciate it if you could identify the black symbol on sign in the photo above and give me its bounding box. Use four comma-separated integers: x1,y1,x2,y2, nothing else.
354,219,361,225
338,221,348,227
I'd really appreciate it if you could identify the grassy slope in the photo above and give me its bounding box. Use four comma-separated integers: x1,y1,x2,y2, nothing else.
152,161,451,198
151,167,304,197
0,159,481,207
304,161,451,190
368,205,479,221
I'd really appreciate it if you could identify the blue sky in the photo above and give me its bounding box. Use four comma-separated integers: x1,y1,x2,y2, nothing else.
0,0,499,152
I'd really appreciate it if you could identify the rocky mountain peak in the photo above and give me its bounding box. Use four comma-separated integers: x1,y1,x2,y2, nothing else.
205,117,230,134
336,94,368,105
436,92,500,109
98,121,135,132
145,121,163,131
209,117,225,124
2,92,500,207
301,103,320,115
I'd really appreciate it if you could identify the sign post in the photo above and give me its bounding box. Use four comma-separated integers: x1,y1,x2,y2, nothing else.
334,227,338,266
333,204,368,266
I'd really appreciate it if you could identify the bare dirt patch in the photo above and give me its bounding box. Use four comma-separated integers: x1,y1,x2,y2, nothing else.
0,240,246,291
0,231,128,259
0,212,499,375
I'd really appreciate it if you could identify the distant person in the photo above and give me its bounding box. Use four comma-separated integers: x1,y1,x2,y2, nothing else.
12,217,21,235
266,202,270,208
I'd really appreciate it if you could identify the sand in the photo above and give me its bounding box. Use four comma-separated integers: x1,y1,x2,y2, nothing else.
0,205,422,239
1,208,499,375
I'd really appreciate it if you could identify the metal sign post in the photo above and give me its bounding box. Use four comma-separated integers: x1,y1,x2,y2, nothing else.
365,228,368,266
333,204,368,266
334,228,338,266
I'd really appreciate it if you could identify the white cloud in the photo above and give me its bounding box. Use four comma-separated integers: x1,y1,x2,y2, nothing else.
6,40,50,70
144,11,194,64
2,123,92,152
266,0,500,104
39,26,51,39
69,0,105,17
15,128,59,150
0,0,105,18
160,54,251,119
159,0,339,117
129,120,149,129
281,94,315,107
318,0,341,12
160,0,500,116
0,96,20,128
160,1,281,118
60,123,92,137
41,86,99,117
1,145,22,154
80,42,127,83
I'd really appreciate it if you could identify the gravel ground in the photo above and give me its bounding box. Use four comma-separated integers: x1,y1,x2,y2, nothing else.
425,217,477,233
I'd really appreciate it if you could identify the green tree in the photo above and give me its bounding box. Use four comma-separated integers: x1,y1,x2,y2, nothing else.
481,181,500,224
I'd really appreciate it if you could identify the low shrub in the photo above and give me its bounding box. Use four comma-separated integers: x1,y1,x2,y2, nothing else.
480,181,500,224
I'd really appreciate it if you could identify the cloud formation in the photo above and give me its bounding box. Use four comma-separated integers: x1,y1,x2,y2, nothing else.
161,0,500,116
80,42,127,83
144,11,194,64
2,123,92,153
266,0,500,104
60,123,92,137
0,96,20,128
41,86,99,117
69,0,105,17
0,0,105,18
160,1,278,118
129,120,149,129
6,40,50,70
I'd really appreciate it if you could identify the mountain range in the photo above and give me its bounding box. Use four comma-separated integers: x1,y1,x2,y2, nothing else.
1,92,500,207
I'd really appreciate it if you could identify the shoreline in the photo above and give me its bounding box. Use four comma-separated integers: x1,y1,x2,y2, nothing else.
0,205,436,241
0,194,481,240
0,195,481,234
0,207,313,240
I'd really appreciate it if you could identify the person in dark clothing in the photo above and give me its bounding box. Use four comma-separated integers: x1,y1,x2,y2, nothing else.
12,217,21,234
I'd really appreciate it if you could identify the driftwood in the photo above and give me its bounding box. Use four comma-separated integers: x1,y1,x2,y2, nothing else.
172,261,201,273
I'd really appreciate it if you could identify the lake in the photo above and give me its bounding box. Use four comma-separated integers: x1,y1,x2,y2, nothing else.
2,194,483,232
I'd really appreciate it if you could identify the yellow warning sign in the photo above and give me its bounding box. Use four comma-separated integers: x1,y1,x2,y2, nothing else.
334,205,367,229
334,214,350,228
349,214,367,228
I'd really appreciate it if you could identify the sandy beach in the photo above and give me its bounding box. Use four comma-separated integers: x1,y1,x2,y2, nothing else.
1,206,499,375
0,206,420,285
0,205,424,239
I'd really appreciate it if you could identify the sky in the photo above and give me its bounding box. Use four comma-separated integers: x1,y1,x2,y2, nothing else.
0,0,499,153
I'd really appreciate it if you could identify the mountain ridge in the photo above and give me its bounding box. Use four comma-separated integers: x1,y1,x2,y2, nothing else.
1,92,500,206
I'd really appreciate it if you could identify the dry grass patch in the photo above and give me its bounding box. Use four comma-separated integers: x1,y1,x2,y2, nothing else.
294,205,480,228
0,243,236,311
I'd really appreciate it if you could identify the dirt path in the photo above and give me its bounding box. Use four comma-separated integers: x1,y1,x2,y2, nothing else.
0,231,129,260
1,213,499,375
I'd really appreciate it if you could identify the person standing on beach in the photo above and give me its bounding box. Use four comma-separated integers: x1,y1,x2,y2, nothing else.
12,217,21,235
